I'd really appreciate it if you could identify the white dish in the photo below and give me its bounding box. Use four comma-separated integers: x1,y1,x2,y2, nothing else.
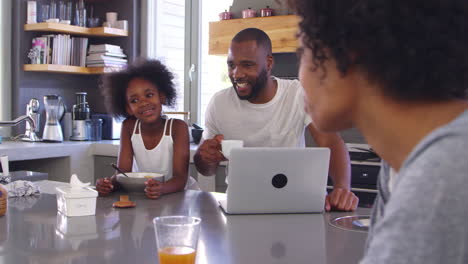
116,172,164,193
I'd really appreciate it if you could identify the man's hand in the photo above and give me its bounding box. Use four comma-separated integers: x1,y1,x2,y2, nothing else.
325,188,359,211
96,177,114,196
145,179,164,199
197,134,225,165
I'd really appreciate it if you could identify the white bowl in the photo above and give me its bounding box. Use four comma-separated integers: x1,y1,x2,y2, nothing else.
116,172,164,193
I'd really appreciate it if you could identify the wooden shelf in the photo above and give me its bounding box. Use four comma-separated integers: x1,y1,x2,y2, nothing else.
24,22,128,37
23,64,123,75
209,15,299,55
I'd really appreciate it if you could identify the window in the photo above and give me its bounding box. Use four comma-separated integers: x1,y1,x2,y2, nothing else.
0,0,11,136
142,0,232,125
199,0,232,126
145,0,186,114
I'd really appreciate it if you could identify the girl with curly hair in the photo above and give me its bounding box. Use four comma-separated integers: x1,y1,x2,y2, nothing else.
96,59,197,199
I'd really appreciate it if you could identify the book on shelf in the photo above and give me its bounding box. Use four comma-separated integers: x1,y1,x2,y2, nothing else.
86,52,127,59
87,57,127,63
31,37,47,64
31,34,88,67
87,63,127,68
89,44,123,53
87,60,127,66
86,43,127,68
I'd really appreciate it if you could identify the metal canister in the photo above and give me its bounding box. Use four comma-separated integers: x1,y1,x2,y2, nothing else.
260,6,274,17
242,7,257,18
219,10,233,20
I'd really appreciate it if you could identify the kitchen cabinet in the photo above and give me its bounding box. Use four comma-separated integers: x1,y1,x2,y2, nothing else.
209,15,299,55
12,0,140,136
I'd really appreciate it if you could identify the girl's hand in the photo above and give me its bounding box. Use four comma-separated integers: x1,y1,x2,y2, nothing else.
145,178,164,199
96,177,114,196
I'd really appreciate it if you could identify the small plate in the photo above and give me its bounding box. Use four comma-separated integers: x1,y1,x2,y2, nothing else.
329,215,371,233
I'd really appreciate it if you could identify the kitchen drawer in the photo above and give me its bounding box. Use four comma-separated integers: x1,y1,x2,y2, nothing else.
351,164,380,186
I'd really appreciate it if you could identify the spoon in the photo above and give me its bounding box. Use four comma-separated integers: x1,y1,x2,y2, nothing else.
111,163,129,177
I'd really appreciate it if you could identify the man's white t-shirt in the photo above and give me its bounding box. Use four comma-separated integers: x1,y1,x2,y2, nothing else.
203,77,312,147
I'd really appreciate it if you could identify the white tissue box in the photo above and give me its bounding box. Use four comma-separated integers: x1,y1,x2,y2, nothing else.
56,186,98,217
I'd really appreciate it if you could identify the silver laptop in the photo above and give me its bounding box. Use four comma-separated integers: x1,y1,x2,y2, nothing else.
219,147,330,214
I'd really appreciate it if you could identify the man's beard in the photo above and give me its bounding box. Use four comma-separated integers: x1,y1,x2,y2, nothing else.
232,69,269,101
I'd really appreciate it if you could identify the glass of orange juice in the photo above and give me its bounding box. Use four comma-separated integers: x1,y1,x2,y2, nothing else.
153,216,201,264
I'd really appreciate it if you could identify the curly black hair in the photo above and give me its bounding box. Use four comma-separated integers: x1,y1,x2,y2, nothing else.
288,0,468,101
99,59,177,118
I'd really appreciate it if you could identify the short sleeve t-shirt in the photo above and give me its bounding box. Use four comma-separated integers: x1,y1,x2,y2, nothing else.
203,77,312,147
362,110,468,264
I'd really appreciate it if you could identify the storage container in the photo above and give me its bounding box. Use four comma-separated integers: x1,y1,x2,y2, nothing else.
219,10,233,20
260,6,274,17
56,186,98,217
242,8,256,18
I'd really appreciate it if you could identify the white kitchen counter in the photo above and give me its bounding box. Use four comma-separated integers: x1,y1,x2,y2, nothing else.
0,140,203,187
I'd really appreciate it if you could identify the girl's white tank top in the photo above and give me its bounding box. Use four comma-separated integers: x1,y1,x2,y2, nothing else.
131,118,198,190
131,118,174,180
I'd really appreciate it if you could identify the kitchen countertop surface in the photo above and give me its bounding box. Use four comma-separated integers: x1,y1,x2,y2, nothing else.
0,140,377,165
0,180,371,264
0,140,199,161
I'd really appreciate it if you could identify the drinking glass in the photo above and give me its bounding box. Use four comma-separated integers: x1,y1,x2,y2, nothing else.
66,1,73,21
89,118,102,141
77,8,87,27
40,4,50,22
153,216,201,264
59,1,66,21
49,0,57,19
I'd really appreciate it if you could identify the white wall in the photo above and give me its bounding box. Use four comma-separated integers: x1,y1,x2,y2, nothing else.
0,0,12,137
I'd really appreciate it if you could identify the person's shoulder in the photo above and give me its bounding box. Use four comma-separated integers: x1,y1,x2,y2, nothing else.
275,77,302,89
274,77,304,102
211,87,233,101
122,117,137,129
275,77,303,96
121,117,137,136
170,119,189,140
171,118,189,131
207,87,236,111
400,130,468,190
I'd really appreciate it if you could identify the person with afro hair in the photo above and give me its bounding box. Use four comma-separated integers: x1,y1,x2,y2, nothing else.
289,0,468,262
96,59,198,199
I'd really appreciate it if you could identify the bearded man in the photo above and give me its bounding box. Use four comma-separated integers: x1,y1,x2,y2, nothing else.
194,28,358,211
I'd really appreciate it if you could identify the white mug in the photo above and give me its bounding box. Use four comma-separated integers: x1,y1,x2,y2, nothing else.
106,12,118,23
221,140,244,159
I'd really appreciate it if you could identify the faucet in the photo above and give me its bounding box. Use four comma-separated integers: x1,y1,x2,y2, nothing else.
0,115,41,142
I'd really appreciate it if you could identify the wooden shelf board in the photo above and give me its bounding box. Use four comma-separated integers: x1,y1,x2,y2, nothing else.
24,23,128,37
23,64,123,75
209,15,299,55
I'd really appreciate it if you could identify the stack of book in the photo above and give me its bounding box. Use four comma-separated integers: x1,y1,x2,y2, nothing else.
30,35,88,66
86,44,127,69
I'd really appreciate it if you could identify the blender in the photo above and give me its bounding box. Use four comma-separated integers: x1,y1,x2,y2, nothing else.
70,92,90,141
42,95,65,142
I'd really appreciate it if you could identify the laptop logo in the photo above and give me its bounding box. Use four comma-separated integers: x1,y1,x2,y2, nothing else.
272,174,288,189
